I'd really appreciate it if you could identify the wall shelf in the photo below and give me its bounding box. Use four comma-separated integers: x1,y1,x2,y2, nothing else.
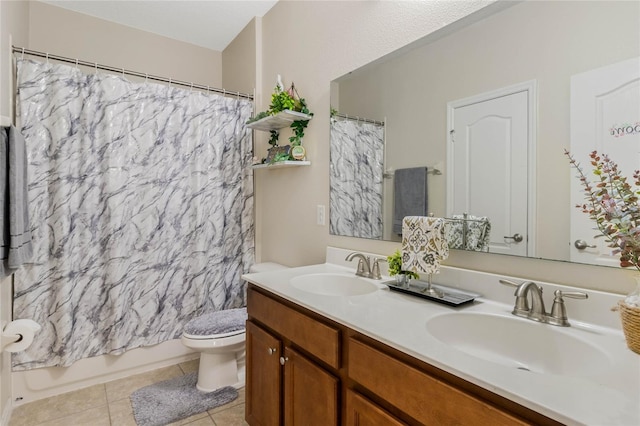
251,161,311,170
246,110,312,132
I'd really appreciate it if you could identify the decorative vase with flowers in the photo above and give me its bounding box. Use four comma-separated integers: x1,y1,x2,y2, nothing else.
566,149,640,354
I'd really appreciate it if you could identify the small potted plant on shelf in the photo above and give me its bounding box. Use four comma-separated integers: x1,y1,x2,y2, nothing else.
247,76,313,164
387,250,419,287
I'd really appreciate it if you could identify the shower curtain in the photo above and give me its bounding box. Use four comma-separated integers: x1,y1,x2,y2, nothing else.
12,59,254,370
329,118,384,239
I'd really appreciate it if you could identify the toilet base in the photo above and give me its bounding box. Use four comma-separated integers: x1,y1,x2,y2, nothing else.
196,351,245,392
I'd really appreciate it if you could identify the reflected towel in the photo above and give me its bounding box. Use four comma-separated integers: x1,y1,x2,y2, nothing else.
401,216,449,275
0,125,33,275
445,215,491,251
393,167,428,235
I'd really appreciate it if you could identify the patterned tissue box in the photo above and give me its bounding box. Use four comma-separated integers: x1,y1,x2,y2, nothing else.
401,216,449,275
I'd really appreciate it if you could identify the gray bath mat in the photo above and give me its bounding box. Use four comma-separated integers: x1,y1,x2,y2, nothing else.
130,372,238,426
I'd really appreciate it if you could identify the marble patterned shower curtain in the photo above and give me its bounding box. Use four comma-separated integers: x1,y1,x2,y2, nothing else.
12,59,254,370
330,118,384,239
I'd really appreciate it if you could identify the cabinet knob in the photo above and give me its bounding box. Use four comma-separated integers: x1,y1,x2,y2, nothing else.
268,347,276,355
279,356,288,365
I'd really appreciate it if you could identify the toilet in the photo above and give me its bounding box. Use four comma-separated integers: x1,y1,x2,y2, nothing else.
181,262,286,392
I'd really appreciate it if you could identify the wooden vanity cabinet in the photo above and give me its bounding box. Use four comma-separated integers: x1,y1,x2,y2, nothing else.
246,287,340,426
246,285,561,426
246,321,282,425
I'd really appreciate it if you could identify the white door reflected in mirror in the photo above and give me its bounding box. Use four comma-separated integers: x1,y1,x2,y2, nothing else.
447,82,535,257
570,57,640,267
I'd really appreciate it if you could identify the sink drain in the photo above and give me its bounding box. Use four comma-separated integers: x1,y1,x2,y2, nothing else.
516,366,530,372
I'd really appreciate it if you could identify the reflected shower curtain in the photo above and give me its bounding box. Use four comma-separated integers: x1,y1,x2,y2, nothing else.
330,118,384,239
13,59,254,369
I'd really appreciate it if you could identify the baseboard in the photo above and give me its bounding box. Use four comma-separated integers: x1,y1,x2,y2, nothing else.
12,339,197,405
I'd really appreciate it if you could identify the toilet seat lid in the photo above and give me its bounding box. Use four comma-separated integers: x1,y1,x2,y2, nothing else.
184,307,247,337
183,328,245,340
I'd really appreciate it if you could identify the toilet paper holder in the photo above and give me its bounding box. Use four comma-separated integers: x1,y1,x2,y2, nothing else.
1,331,22,346
1,319,41,352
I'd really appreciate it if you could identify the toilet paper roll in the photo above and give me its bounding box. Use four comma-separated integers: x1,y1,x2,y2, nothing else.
3,319,41,353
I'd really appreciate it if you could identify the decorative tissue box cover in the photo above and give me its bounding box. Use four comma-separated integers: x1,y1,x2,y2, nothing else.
401,216,449,275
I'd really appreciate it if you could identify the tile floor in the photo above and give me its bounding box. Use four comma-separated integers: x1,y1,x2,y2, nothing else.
9,359,248,426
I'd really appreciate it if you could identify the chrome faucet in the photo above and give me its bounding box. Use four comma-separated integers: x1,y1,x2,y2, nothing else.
513,280,546,322
345,252,372,278
499,279,587,327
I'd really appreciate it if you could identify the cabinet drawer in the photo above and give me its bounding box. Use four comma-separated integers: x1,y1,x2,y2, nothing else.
348,338,528,425
248,288,340,369
345,389,406,426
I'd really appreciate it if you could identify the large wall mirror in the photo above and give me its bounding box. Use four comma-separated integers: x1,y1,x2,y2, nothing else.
330,0,640,267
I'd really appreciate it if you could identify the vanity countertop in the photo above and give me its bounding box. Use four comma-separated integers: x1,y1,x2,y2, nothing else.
243,254,640,426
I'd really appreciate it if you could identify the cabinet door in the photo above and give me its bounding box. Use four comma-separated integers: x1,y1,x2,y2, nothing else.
246,321,282,426
345,389,406,426
283,346,339,426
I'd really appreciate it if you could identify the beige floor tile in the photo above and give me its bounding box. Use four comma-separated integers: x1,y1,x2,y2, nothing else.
107,397,137,426
167,411,211,426
39,405,110,426
105,365,184,402
181,416,216,426
10,384,107,426
210,403,248,426
208,387,245,415
178,358,200,374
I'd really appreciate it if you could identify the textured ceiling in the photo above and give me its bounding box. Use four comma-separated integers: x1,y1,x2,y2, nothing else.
41,0,278,51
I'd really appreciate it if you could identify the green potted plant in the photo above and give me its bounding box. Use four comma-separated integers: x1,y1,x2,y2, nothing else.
247,78,313,163
387,249,419,286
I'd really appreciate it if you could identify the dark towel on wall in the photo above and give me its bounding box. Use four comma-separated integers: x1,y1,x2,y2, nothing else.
393,167,429,235
1,125,33,276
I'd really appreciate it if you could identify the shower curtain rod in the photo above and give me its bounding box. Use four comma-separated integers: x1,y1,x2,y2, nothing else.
12,46,254,101
333,112,384,126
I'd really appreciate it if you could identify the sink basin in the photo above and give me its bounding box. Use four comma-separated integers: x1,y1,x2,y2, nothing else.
290,273,379,296
426,312,612,377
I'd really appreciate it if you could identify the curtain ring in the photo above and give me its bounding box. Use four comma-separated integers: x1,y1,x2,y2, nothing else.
94,62,98,75
223,88,226,97
145,73,149,83
190,82,194,92
21,48,25,60
121,68,125,79
75,58,79,69
168,78,172,87
46,52,49,63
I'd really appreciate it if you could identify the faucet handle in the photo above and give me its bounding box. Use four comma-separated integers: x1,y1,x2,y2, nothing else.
356,258,367,276
548,290,588,327
371,258,387,280
498,279,519,287
556,290,588,300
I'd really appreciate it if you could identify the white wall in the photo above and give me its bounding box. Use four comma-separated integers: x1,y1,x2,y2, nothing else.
256,1,637,295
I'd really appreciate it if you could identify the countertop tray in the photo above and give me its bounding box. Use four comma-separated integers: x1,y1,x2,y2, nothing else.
385,280,481,306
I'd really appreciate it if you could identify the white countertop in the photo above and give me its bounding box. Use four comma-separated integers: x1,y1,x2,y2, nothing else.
243,248,640,426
